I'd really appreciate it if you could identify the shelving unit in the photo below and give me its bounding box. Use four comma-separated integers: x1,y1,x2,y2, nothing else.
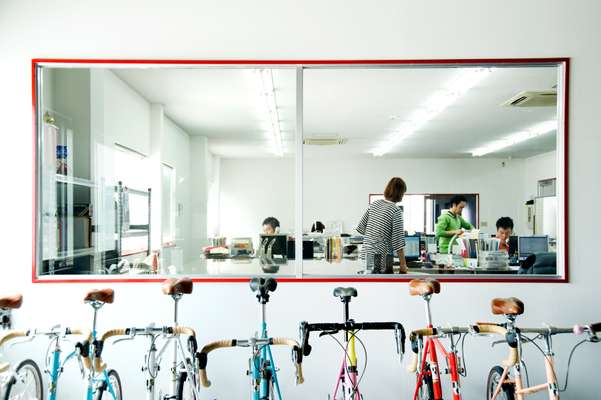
114,181,152,259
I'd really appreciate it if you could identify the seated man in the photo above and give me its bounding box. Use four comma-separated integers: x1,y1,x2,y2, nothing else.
435,195,474,254
495,216,514,251
262,217,280,235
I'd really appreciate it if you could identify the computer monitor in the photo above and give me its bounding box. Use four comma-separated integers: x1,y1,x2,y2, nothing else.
260,234,288,259
508,236,518,257
518,236,549,261
405,235,421,261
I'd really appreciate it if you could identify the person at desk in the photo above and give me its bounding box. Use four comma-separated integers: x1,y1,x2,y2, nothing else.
495,216,514,251
356,177,408,273
262,217,280,235
435,195,473,254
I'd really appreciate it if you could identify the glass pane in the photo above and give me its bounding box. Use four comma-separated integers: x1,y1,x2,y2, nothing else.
37,65,297,277
302,64,561,278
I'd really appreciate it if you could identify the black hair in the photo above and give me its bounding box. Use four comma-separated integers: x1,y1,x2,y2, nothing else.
262,217,280,230
496,216,514,230
311,221,326,233
449,195,468,207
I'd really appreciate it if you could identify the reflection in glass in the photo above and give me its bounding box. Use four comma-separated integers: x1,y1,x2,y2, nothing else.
302,65,561,277
37,66,297,277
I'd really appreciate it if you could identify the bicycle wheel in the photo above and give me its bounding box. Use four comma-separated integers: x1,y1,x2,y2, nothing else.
486,366,515,400
94,369,123,400
417,364,435,400
4,359,44,400
176,371,200,400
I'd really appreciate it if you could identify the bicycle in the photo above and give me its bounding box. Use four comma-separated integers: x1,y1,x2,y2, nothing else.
0,294,44,400
78,288,123,400
299,287,406,400
95,277,202,400
198,277,304,400
476,297,575,400
407,279,470,400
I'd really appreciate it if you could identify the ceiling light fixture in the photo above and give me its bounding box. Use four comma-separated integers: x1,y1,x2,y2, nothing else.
371,67,494,157
471,119,557,157
256,69,284,157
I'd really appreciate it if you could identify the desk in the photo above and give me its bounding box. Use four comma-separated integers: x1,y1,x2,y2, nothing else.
171,257,518,277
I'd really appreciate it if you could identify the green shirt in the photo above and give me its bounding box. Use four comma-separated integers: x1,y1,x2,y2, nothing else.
435,211,473,253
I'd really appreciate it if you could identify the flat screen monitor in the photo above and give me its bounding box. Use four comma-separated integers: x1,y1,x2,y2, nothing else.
260,234,288,259
405,235,420,261
518,236,549,261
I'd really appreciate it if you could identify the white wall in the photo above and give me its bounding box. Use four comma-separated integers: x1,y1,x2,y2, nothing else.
163,117,193,262
219,158,295,237
1,1,600,399
220,156,527,236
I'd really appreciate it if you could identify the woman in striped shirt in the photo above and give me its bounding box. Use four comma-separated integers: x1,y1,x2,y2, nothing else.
356,177,408,274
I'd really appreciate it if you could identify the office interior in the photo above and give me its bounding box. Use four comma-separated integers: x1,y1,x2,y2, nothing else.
37,64,563,279
1,1,600,399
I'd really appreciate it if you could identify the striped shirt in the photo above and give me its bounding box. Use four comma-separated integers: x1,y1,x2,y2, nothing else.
356,199,405,261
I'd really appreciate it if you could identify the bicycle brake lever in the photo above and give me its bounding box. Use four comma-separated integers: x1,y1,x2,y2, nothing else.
77,354,85,378
113,336,135,345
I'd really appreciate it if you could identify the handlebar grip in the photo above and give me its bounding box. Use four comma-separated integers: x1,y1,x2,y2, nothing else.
409,328,436,342
271,338,305,384
66,328,92,340
198,340,235,387
173,326,196,337
100,328,128,342
474,324,507,335
0,331,27,347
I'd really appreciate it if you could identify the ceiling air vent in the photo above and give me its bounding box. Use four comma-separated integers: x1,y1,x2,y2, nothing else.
502,90,557,107
303,137,347,146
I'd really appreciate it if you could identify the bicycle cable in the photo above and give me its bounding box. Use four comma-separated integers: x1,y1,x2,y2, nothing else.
325,329,367,398
349,331,368,397
147,333,160,379
558,338,588,392
459,332,468,377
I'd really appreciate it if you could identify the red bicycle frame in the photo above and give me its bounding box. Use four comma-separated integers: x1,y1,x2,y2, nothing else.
409,279,463,400
413,328,462,400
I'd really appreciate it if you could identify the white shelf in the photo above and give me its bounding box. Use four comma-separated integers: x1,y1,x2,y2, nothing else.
55,174,95,188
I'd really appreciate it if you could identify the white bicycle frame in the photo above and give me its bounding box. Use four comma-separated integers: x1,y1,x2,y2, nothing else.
113,325,201,400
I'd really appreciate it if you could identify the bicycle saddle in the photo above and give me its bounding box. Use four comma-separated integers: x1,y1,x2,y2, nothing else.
491,297,524,316
84,288,114,304
333,287,358,300
162,277,193,296
408,279,440,296
249,277,277,294
0,294,23,309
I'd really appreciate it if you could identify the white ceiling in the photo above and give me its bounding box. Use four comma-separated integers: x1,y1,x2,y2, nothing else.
113,65,559,159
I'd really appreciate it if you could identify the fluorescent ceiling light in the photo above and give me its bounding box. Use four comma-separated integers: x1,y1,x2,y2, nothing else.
371,67,494,157
471,119,557,157
255,69,284,157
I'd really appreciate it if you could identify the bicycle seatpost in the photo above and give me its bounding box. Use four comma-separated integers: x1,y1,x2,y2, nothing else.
423,294,433,327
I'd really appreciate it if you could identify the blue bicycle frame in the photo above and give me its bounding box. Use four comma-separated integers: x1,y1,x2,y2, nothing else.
253,310,282,400
44,327,118,400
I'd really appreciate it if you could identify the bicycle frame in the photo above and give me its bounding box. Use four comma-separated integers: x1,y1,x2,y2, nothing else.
300,288,405,400
107,325,201,400
413,330,462,400
332,329,361,400
254,300,283,400
199,278,303,400
485,323,569,400
411,290,464,400
0,331,35,392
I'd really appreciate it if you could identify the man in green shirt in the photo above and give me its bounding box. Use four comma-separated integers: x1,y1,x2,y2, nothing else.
435,195,474,253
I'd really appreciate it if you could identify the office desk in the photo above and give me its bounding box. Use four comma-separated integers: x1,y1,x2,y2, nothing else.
173,257,519,277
